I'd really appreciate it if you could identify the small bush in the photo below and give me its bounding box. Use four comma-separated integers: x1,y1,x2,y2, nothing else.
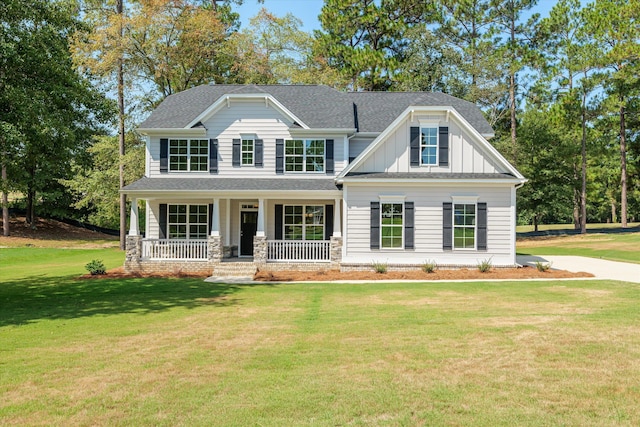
477,258,492,273
422,260,437,273
85,259,106,275
535,261,552,272
372,261,388,274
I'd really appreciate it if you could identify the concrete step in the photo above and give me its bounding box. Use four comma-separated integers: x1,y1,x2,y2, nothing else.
212,263,257,277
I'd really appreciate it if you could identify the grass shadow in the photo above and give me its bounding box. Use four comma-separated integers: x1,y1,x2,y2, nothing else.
0,274,273,327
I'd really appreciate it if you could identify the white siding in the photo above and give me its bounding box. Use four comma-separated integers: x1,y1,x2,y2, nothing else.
351,113,503,174
349,138,374,160
343,184,515,266
147,99,348,178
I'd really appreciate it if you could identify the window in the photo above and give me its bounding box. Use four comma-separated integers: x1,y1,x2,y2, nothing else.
169,139,208,171
285,139,325,172
168,204,208,239
421,127,438,165
284,205,324,240
381,203,403,248
453,204,475,249
241,138,254,165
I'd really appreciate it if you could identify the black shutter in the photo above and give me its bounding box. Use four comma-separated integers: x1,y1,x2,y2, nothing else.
232,139,240,166
275,204,283,239
410,126,420,167
477,202,487,251
404,201,414,250
370,201,380,249
276,139,284,174
159,204,168,239
325,204,334,240
160,138,169,173
255,139,263,167
439,126,449,167
209,139,218,174
443,202,452,250
208,203,214,235
326,139,334,173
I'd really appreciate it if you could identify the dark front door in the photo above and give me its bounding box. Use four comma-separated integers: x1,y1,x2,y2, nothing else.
240,211,258,256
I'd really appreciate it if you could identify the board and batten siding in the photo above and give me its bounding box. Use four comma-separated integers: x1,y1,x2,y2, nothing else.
351,113,503,174
343,185,515,266
147,99,347,178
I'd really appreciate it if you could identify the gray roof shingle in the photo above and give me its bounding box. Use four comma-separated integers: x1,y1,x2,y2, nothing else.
122,177,340,192
344,172,517,180
139,85,493,135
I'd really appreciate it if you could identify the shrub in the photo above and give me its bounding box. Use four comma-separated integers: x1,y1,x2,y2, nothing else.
422,260,437,273
477,258,492,273
372,261,388,274
85,259,106,275
535,261,552,272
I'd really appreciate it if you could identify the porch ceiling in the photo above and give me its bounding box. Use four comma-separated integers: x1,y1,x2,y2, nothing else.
122,177,341,196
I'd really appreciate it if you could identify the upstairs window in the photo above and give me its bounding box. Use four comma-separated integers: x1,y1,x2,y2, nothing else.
285,139,325,172
169,139,208,172
421,127,438,165
241,138,254,165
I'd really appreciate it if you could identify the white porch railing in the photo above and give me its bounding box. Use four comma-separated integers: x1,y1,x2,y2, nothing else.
141,239,208,260
267,240,330,262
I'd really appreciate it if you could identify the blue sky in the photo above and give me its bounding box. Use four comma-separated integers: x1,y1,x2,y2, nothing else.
233,0,560,32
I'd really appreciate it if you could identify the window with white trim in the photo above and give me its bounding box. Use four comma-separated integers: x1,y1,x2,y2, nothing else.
453,203,476,249
168,204,208,239
285,139,325,172
241,138,254,165
169,139,208,171
381,203,403,248
421,127,438,165
284,205,324,240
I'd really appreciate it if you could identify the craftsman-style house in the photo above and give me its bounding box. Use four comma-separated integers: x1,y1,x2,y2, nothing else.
122,84,525,275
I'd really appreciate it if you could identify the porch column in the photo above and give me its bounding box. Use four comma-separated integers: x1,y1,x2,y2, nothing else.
256,198,265,237
128,198,139,236
225,199,231,246
333,198,342,237
210,198,220,236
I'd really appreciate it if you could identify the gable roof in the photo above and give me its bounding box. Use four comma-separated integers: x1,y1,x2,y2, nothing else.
139,84,494,136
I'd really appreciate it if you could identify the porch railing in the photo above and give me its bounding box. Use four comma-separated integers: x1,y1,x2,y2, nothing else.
141,239,208,260
267,240,330,262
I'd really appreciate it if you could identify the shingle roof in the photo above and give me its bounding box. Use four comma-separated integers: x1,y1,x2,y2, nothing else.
122,177,340,192
139,84,493,135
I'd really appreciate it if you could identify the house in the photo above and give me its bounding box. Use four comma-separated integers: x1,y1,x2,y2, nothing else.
122,84,526,275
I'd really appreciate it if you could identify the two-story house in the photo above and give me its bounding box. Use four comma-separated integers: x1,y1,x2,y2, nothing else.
122,84,526,275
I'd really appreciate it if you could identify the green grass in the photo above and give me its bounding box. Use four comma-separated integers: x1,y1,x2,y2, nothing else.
2,248,640,425
518,231,640,264
516,222,640,233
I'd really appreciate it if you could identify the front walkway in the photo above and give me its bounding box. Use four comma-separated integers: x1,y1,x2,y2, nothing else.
517,255,640,284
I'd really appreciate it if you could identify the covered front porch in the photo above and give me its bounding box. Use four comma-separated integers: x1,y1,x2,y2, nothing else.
122,183,344,272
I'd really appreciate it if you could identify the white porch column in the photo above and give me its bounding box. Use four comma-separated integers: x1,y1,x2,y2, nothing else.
256,198,265,237
210,198,220,236
225,199,231,245
333,198,342,237
128,198,139,236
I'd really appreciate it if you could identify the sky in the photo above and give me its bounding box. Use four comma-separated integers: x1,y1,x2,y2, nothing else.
232,0,561,32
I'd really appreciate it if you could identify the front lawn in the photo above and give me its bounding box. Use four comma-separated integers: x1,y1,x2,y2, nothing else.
1,266,639,425
518,231,640,264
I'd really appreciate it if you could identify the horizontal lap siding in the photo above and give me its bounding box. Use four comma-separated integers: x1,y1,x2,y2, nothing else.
148,100,347,177
344,185,514,265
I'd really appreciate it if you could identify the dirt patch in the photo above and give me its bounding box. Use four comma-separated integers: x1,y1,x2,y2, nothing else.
0,216,118,248
254,266,593,282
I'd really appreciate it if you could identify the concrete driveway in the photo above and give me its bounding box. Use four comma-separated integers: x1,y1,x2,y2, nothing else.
517,255,640,284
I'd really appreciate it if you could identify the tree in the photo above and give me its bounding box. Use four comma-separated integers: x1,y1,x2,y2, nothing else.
584,0,640,228
314,0,431,91
1,0,112,231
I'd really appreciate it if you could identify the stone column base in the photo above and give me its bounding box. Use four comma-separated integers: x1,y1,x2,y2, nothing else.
208,235,223,263
253,235,267,265
330,236,343,268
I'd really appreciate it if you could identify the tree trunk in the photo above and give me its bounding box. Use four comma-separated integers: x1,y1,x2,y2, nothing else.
1,162,8,236
611,200,617,224
573,188,580,230
533,213,538,232
117,0,127,250
580,95,587,234
509,14,517,166
619,101,627,228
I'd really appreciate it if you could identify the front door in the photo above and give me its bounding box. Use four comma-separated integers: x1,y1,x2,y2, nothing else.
240,211,258,256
